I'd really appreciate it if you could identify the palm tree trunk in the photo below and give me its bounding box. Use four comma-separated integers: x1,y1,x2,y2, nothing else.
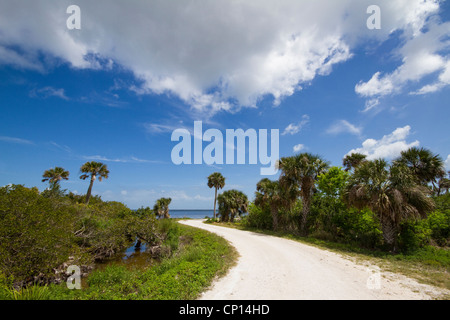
380,215,399,253
271,205,279,231
300,183,312,236
301,197,310,236
85,175,95,204
214,188,218,219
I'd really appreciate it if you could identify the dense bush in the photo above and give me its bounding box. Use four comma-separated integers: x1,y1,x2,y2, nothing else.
399,194,450,252
309,196,383,249
0,185,77,285
0,184,161,287
242,202,273,230
430,194,450,246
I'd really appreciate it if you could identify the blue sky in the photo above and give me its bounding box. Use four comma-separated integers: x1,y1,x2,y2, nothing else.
1,0,449,209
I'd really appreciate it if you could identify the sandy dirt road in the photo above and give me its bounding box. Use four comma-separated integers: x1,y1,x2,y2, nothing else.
179,219,448,300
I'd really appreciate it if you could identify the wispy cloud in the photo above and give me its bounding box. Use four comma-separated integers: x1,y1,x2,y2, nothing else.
326,120,362,136
82,155,163,164
361,98,381,113
79,90,128,108
0,136,34,145
48,141,72,153
144,123,183,134
282,115,310,136
0,46,44,72
30,86,69,100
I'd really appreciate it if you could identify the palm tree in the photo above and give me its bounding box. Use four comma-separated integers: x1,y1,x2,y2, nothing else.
343,153,367,172
394,147,445,193
42,167,70,190
79,161,109,204
436,172,450,196
217,190,248,222
255,178,298,231
343,159,435,252
153,197,172,219
207,172,225,219
278,153,329,235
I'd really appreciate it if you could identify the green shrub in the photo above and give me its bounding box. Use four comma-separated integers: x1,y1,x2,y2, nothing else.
427,195,450,246
241,202,272,230
398,194,450,252
0,184,161,289
0,185,76,284
310,194,383,249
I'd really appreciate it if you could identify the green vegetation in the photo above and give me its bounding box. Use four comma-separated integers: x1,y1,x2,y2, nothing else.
278,153,329,235
79,161,110,204
242,149,448,253
344,159,435,252
1,146,449,299
42,166,70,190
217,189,248,222
0,163,236,300
153,197,172,219
41,224,235,300
0,184,160,289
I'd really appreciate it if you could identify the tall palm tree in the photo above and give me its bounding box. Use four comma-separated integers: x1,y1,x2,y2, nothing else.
255,178,298,231
42,166,70,190
207,172,225,219
217,190,248,222
278,153,329,235
343,153,367,172
153,197,172,219
79,161,109,204
394,147,445,193
343,159,435,252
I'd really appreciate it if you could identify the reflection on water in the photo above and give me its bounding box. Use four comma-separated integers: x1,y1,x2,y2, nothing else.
100,240,158,269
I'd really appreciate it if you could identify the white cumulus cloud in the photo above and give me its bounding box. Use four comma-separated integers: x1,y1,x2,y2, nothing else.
293,144,305,153
356,17,450,104
282,115,310,136
445,155,450,171
345,125,420,160
0,0,445,114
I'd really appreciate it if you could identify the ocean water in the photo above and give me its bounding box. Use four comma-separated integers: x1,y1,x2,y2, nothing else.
169,209,215,219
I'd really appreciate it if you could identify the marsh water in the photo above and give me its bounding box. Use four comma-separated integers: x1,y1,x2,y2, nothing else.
81,211,214,287
80,240,158,288
96,240,157,271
